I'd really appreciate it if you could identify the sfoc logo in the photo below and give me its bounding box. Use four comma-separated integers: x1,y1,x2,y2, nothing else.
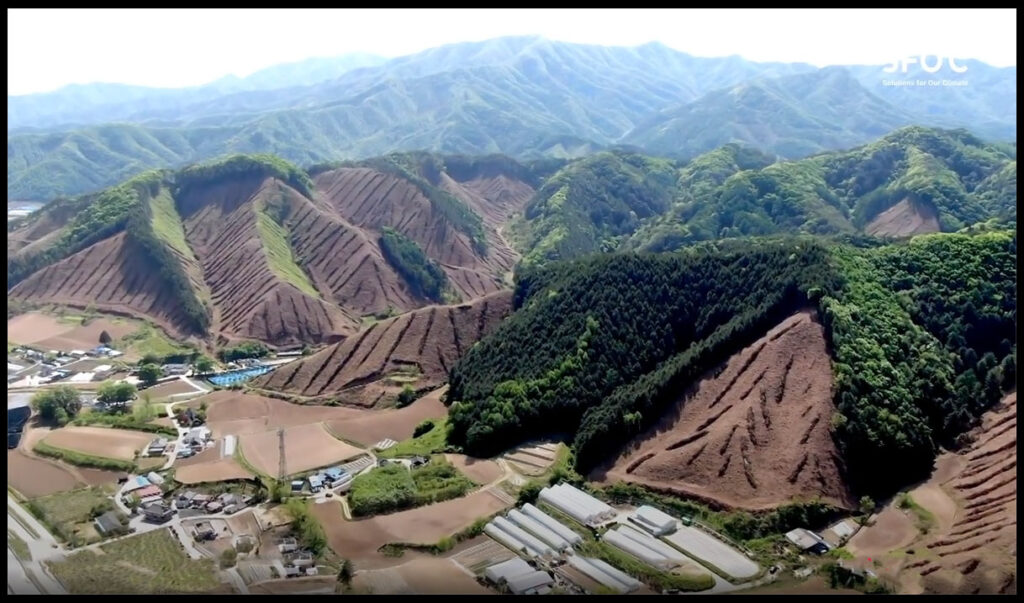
883,55,968,74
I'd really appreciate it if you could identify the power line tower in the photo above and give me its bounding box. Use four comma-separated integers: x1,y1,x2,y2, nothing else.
277,427,286,481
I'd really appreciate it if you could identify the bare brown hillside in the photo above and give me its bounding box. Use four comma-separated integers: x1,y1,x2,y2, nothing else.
8,232,197,337
865,198,941,237
255,291,512,406
595,311,854,510
850,392,1017,594
178,177,349,346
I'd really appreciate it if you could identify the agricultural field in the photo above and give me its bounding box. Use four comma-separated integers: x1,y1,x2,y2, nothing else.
256,292,511,406
40,426,154,462
444,454,502,485
7,312,135,350
27,485,117,546
312,488,513,567
374,417,448,459
47,528,223,593
847,392,1017,595
352,557,493,595
325,387,447,447
187,391,363,437
596,312,853,511
240,422,363,477
8,449,81,497
503,442,559,476
142,378,204,401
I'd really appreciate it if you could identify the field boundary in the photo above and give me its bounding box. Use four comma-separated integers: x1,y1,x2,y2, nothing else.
33,440,136,472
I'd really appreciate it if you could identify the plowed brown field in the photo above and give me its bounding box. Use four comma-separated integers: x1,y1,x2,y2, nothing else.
596,311,853,510
256,292,512,405
240,423,363,476
41,426,154,462
312,488,513,569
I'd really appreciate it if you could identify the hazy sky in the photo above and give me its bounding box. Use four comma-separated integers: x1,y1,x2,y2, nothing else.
8,8,1017,95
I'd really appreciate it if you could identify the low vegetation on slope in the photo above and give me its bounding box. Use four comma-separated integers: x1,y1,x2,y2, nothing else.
379,227,449,302
447,231,1016,498
254,205,321,299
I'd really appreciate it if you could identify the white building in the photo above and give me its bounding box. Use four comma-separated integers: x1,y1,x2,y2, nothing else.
521,503,583,545
484,523,542,559
506,509,572,551
537,483,614,527
566,555,642,593
629,505,678,536
491,516,555,558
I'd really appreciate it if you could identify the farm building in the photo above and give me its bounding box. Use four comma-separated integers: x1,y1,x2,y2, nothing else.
161,363,190,376
126,475,152,491
146,471,165,485
222,435,237,456
822,519,858,548
286,552,315,568
538,483,615,527
602,525,685,570
184,426,212,447
69,350,87,358
629,505,677,536
485,523,544,559
176,491,197,508
147,437,169,456
133,485,163,500
142,502,174,523
278,538,298,553
567,555,643,593
521,503,583,546
491,516,555,558
506,509,572,551
308,474,325,493
785,528,830,554
290,480,304,492
193,522,216,541
484,558,553,595
94,510,123,535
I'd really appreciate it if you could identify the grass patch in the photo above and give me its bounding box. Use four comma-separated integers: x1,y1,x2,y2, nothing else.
376,418,448,459
149,190,197,263
132,401,169,421
118,323,194,361
71,412,176,437
897,494,937,534
578,539,715,592
27,486,116,547
255,208,320,298
47,528,220,593
348,456,473,516
8,529,32,560
33,440,136,472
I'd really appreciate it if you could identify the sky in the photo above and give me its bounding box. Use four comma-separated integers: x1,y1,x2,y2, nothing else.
7,8,1017,95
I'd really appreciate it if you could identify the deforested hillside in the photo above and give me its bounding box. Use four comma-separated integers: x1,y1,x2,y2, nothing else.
597,311,854,511
7,153,536,347
255,291,512,406
311,153,537,300
447,231,1016,500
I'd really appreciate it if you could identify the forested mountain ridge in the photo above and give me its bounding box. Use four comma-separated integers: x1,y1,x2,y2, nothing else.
8,37,1014,201
516,126,1016,264
445,231,1017,498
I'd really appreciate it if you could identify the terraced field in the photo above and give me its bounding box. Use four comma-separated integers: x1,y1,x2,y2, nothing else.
899,393,1017,594
256,292,512,405
597,311,854,510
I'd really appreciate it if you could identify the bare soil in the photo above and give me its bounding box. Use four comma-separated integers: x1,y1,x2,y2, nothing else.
865,198,940,238
7,313,76,345
7,449,81,497
41,426,154,462
256,292,511,405
324,387,447,447
313,488,513,568
240,423,363,476
174,458,254,484
595,311,852,510
444,454,503,485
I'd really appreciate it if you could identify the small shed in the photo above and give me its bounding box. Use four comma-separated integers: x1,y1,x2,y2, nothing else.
94,510,123,535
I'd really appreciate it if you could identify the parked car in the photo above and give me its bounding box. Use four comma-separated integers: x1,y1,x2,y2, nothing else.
177,449,195,459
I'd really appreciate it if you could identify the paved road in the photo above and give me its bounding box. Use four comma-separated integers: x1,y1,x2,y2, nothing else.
7,495,67,594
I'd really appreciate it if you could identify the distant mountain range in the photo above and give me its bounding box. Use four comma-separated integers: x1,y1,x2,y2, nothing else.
7,37,1016,200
